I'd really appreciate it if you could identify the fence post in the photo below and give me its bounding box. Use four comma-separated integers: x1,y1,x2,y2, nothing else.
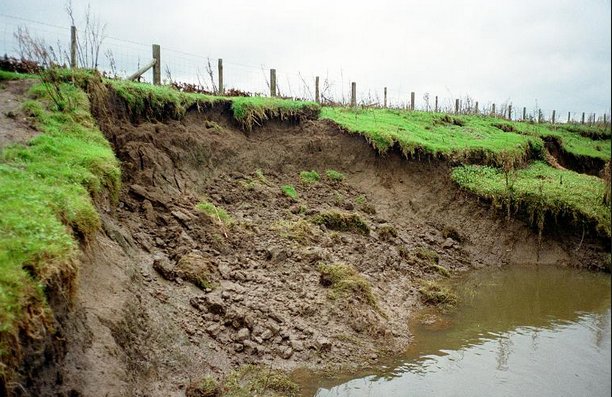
384,87,387,108
567,112,571,123
435,96,438,112
552,110,556,124
410,92,415,111
475,101,479,114
152,44,161,85
315,76,320,103
217,58,224,95
270,69,277,97
604,114,608,125
508,105,512,120
522,107,526,121
70,26,77,69
455,98,459,114
492,103,496,116
581,112,585,124
538,110,543,123
351,82,356,107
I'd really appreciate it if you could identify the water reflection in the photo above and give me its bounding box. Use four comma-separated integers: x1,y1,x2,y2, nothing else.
299,266,611,397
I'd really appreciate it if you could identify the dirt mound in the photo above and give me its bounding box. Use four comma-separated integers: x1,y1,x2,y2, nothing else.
34,88,608,396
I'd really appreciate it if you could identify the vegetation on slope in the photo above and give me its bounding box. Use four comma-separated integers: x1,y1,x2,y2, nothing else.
0,75,120,373
451,162,610,237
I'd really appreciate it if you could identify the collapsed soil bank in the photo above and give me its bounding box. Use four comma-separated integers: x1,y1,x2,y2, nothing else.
32,87,610,396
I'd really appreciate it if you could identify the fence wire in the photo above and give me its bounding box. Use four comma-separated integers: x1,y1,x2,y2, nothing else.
0,14,609,123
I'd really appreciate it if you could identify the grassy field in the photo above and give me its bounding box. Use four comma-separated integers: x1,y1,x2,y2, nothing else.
0,72,120,364
321,107,610,165
451,162,610,237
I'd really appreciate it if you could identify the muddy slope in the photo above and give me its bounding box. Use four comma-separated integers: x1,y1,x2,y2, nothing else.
46,95,608,396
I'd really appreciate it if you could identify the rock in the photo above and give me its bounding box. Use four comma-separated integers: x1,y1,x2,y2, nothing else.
152,255,176,281
171,209,194,223
206,323,222,337
291,340,304,352
260,329,274,340
218,263,231,279
234,343,244,352
315,337,332,352
442,238,455,249
236,328,250,342
281,347,293,359
204,293,226,315
142,200,156,222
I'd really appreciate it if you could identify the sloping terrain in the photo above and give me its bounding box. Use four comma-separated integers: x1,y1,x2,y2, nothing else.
0,70,609,396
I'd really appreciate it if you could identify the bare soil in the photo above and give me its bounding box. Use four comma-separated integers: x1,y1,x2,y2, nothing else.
0,79,37,149
5,85,608,396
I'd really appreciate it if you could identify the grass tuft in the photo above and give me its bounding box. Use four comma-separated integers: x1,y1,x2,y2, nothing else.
196,200,231,224
281,184,298,200
312,210,370,235
299,170,320,184
318,263,377,306
419,280,458,307
325,169,345,182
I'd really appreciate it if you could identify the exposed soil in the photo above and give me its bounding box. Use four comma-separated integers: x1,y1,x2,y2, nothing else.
544,136,606,176
0,79,37,149
5,83,609,396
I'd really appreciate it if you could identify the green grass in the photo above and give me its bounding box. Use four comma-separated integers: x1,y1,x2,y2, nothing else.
325,169,345,182
231,96,320,130
524,123,610,161
299,170,320,183
0,77,120,363
223,365,300,397
312,210,370,235
281,184,298,200
195,200,231,224
451,162,610,237
321,107,543,166
0,70,36,81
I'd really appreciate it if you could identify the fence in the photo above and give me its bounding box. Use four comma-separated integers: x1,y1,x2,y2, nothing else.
1,13,610,126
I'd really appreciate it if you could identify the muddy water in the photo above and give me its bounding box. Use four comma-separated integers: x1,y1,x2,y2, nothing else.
297,265,611,397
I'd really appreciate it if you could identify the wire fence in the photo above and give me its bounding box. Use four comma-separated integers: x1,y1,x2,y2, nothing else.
1,13,610,125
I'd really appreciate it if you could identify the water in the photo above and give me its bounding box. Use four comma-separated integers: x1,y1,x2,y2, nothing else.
298,265,611,397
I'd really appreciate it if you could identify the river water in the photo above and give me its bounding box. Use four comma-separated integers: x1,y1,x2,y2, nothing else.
298,265,611,397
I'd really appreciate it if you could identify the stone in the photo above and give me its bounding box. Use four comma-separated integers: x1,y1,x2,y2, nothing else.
204,293,226,315
315,337,332,352
291,340,304,352
152,255,175,281
442,238,455,249
236,328,250,342
281,347,293,359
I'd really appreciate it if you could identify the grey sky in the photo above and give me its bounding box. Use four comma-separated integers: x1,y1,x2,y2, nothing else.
1,0,610,117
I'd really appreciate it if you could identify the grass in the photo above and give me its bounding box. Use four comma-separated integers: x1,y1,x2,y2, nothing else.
451,161,611,237
321,107,543,166
419,280,458,307
281,184,298,200
312,210,370,235
196,200,231,224
318,263,377,306
231,96,320,131
299,170,320,183
0,76,120,366
223,365,300,397
186,375,220,397
325,169,345,182
0,70,36,81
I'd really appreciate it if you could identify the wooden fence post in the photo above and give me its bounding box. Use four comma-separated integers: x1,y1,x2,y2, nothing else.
538,110,543,123
508,105,512,120
315,76,320,103
522,107,526,120
351,82,356,107
435,96,438,112
383,87,387,108
492,103,496,116
217,58,224,95
581,112,585,124
270,69,277,97
475,101,479,114
455,98,460,114
70,26,77,69
567,112,571,123
604,114,608,125
152,44,161,85
410,92,415,111
552,110,556,124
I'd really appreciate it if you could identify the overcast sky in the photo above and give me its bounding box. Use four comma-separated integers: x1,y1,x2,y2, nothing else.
1,0,610,117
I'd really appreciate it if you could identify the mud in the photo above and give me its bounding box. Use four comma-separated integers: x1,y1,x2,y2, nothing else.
0,79,37,149
9,84,609,396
